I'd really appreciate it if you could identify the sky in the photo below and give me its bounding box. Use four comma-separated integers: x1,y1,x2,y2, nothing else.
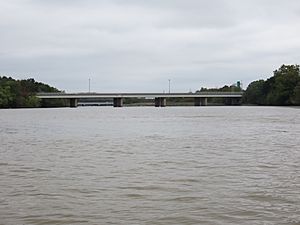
1,0,300,92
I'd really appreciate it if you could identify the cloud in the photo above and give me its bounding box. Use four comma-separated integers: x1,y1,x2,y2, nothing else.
0,0,300,92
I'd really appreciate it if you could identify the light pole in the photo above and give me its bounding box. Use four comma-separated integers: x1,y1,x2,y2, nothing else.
88,78,91,93
168,79,171,94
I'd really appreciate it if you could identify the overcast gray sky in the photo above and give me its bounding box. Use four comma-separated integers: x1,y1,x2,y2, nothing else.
1,0,300,92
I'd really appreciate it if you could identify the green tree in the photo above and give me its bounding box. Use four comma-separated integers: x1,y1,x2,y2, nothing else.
24,95,41,107
293,82,300,105
243,80,265,105
0,86,13,108
243,64,300,106
266,65,300,105
0,76,61,108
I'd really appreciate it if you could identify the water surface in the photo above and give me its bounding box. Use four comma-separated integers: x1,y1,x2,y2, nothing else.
0,106,299,224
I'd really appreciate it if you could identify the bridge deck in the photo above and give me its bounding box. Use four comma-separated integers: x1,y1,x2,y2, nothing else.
36,92,243,99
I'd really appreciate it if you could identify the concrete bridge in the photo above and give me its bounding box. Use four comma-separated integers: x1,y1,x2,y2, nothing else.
36,92,243,107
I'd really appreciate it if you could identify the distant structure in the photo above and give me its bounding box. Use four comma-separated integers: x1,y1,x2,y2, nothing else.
36,92,243,107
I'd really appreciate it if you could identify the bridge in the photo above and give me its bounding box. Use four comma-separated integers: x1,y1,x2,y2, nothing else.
36,92,243,107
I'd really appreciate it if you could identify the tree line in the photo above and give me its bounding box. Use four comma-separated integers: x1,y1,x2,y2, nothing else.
0,76,63,108
243,64,300,105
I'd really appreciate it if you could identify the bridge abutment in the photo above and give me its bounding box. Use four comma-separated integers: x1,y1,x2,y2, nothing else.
113,97,123,107
194,97,207,106
155,97,166,107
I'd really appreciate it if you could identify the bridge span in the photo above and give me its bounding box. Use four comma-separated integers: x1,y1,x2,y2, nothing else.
36,92,243,107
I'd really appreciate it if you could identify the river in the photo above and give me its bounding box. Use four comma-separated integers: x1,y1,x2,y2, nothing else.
0,106,299,225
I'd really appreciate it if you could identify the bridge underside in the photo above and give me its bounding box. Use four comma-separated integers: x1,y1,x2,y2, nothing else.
194,97,207,106
70,98,78,108
224,97,242,106
58,97,242,108
155,97,166,107
113,97,123,107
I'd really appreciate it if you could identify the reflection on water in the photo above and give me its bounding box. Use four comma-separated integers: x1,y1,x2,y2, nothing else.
0,106,300,225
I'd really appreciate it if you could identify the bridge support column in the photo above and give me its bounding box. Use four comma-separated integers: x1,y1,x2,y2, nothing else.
70,98,78,107
155,97,166,107
113,97,123,107
194,97,207,106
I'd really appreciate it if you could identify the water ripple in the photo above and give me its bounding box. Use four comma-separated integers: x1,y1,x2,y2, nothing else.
0,107,299,224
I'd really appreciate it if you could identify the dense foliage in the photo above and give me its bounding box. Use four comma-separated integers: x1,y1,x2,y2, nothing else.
0,76,60,108
243,65,300,105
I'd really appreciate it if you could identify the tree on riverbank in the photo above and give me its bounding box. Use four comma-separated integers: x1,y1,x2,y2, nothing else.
243,65,300,106
0,76,61,108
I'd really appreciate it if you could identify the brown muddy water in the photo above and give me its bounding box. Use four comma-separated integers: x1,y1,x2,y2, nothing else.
0,106,299,225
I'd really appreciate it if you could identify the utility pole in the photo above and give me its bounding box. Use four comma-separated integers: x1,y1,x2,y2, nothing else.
168,79,171,94
88,78,91,93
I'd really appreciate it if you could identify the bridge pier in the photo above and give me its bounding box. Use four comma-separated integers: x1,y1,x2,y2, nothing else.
70,98,78,107
155,97,166,107
113,97,123,107
194,97,207,106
